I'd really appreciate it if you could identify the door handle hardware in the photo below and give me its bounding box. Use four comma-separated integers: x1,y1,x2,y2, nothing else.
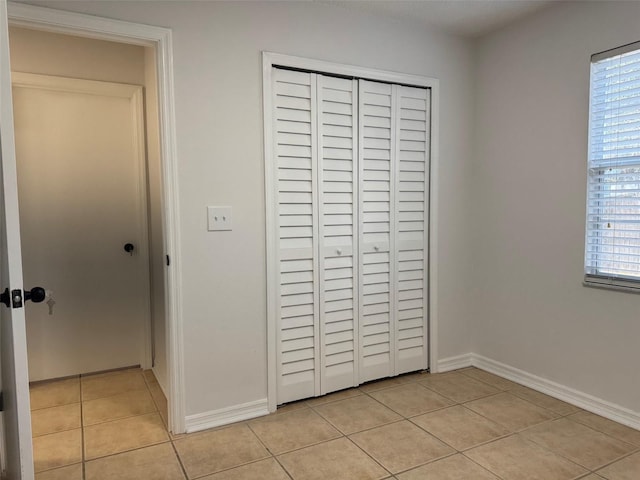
0,289,23,308
25,287,46,303
1,289,24,308
0,288,10,308
0,287,46,308
124,243,135,255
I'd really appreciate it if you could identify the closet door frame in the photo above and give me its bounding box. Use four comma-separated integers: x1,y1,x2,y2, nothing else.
263,52,440,412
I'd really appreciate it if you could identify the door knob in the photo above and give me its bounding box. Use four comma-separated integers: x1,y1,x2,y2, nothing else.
124,243,135,255
25,287,46,303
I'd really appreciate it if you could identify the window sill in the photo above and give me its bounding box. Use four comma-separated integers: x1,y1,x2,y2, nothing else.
583,277,640,295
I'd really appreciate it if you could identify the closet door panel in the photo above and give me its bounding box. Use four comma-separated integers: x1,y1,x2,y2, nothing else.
394,85,430,374
318,75,359,394
274,69,320,404
358,79,394,383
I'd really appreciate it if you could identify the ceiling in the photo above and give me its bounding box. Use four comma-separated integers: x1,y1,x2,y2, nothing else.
319,0,553,38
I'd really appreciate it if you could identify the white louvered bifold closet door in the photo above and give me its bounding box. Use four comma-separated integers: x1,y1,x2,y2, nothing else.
358,80,395,382
274,69,320,404
317,75,359,394
273,68,429,404
394,86,430,374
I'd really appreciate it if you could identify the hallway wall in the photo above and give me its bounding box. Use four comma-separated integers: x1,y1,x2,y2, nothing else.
9,26,167,390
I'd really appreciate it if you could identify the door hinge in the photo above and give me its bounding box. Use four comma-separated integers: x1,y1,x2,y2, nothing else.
166,255,170,266
0,391,4,412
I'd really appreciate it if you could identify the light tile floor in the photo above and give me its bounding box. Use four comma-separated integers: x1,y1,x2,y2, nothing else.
30,367,640,479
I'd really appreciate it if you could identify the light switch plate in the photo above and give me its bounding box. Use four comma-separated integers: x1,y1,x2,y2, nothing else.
207,206,232,231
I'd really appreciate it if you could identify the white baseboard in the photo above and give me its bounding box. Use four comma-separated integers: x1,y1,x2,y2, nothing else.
437,353,474,372
184,355,640,434
471,354,640,431
184,398,269,434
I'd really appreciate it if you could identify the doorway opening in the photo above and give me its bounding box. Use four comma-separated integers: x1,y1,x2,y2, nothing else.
8,26,172,474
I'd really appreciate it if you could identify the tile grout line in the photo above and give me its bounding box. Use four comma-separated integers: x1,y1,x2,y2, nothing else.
458,368,591,420
357,372,598,478
309,405,402,437
79,441,174,463
174,421,278,480
584,446,640,475
79,375,86,480
341,434,393,477
568,414,640,448
80,369,172,474
257,390,418,477
303,378,520,468
271,453,295,480
389,451,463,478
267,430,347,458
358,380,508,478
286,378,490,477
507,432,594,475
247,411,347,459
168,439,190,480
81,410,159,429
81,370,162,428
401,394,521,460
461,391,567,432
81,386,151,404
459,449,508,480
143,369,170,430
457,368,517,390
144,368,189,479
515,416,640,473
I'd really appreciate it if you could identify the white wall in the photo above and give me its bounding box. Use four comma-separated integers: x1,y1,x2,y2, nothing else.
16,1,476,417
474,1,640,412
9,26,145,84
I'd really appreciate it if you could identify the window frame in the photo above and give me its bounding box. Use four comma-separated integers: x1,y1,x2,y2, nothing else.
584,41,640,293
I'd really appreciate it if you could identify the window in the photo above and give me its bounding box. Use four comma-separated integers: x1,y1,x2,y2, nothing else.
585,42,640,291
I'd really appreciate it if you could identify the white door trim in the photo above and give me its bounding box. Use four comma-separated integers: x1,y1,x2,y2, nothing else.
263,52,440,412
7,2,186,433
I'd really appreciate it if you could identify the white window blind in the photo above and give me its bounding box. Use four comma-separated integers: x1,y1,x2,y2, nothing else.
585,42,640,291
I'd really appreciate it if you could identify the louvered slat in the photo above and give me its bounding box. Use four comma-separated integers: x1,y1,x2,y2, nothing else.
274,68,319,403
